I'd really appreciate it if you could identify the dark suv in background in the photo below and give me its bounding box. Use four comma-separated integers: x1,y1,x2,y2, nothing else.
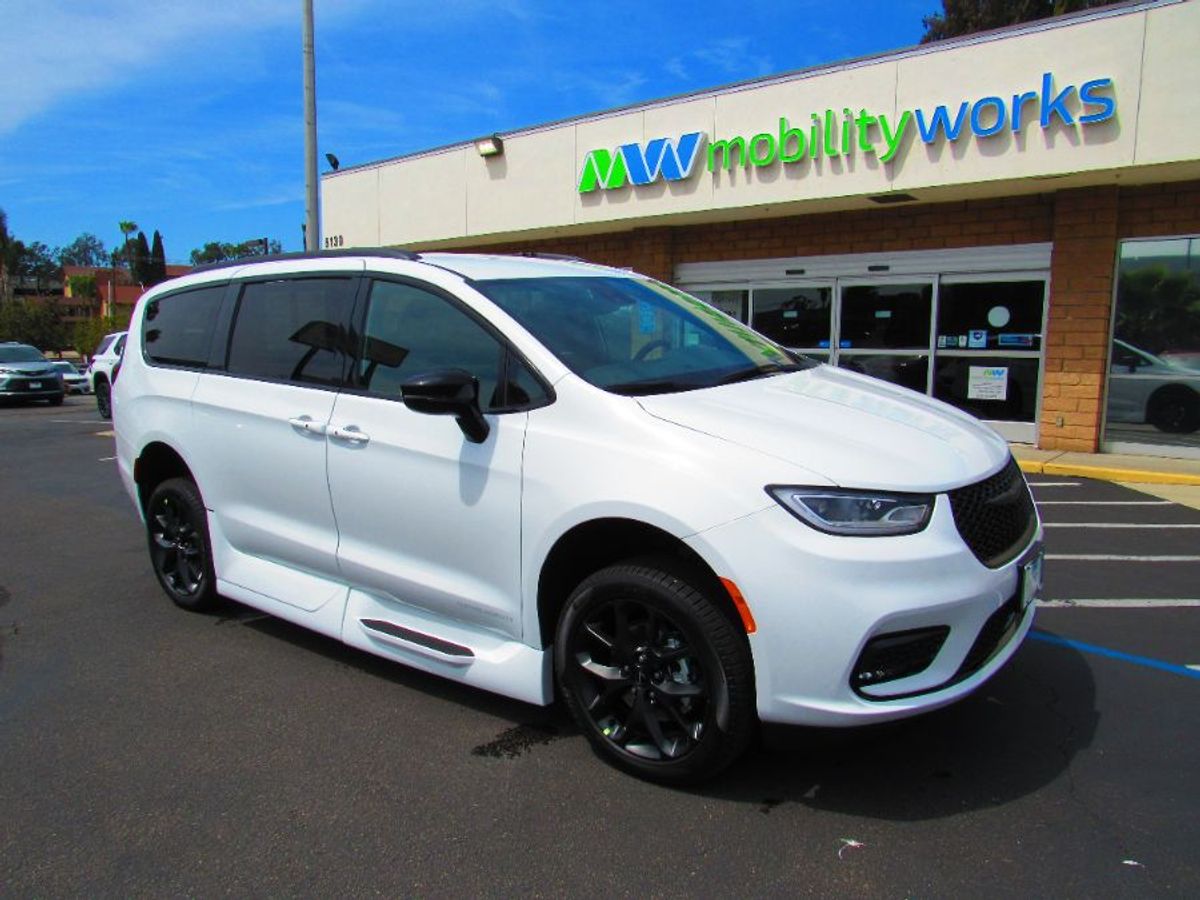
0,342,65,406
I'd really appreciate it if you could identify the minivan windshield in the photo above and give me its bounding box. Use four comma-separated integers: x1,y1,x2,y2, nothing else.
476,276,813,395
0,345,45,363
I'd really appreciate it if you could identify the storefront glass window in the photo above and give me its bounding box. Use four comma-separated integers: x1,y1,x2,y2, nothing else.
840,284,932,350
1103,238,1200,453
751,287,832,350
933,356,1039,423
936,281,1044,352
691,289,748,322
837,353,928,392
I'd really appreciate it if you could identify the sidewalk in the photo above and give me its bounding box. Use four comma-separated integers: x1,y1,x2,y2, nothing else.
1010,445,1200,486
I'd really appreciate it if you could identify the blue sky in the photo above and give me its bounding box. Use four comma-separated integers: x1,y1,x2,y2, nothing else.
1,0,931,263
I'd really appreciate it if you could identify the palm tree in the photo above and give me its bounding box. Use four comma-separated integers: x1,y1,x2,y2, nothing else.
118,220,138,281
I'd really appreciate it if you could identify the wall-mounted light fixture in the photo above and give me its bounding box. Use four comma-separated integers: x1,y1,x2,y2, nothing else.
475,134,504,158
325,152,340,171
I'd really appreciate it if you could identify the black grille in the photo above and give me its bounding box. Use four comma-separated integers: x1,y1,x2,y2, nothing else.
948,457,1037,568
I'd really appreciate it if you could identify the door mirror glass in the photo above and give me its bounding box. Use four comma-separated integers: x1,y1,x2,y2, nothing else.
400,368,490,443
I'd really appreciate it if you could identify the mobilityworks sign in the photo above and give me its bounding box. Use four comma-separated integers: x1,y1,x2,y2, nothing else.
578,72,1115,193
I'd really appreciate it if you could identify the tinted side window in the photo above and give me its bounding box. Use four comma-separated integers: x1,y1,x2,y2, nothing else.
227,278,355,386
142,287,224,367
357,279,543,411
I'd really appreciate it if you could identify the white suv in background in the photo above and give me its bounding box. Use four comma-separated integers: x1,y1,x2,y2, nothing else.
113,250,1042,783
87,331,126,419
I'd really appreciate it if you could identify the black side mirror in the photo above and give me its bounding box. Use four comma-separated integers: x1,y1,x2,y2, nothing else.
400,368,490,443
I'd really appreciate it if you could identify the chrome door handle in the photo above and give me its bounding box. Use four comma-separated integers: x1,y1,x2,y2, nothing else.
328,424,371,445
288,415,327,435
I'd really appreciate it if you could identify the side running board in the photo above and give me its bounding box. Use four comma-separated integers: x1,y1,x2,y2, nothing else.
360,618,475,664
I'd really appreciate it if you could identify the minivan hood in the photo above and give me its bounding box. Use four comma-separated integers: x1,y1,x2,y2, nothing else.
637,365,1009,492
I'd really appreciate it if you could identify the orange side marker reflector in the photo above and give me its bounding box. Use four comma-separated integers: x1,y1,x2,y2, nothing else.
721,578,757,634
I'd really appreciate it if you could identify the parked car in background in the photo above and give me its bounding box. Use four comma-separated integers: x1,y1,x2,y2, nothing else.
51,360,90,394
0,342,65,406
86,331,126,419
1159,349,1200,373
1107,338,1200,434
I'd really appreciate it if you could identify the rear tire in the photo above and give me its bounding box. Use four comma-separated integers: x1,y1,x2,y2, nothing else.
555,557,755,784
95,378,111,420
146,478,219,612
1147,386,1200,434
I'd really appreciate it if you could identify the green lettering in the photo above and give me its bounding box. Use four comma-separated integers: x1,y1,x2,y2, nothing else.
706,136,747,172
749,133,776,167
823,109,839,157
877,110,912,163
778,117,806,162
855,109,877,153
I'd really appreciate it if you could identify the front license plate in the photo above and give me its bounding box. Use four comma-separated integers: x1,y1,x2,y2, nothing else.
1022,550,1044,611
29,381,41,389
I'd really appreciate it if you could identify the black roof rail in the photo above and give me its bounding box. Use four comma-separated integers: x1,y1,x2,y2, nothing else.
189,247,421,273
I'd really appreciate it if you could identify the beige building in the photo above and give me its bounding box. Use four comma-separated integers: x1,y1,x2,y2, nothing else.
323,0,1200,458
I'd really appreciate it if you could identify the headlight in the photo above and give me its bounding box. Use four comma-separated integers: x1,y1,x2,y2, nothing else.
767,486,934,536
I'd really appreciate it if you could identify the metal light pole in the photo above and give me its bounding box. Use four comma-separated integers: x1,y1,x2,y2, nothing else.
302,0,319,252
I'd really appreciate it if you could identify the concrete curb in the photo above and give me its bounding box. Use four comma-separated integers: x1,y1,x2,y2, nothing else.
1016,458,1200,486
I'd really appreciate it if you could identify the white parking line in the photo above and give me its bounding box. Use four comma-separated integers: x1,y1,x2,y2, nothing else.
1035,500,1173,506
1038,599,1200,608
1043,523,1200,529
1047,554,1200,561
98,456,116,462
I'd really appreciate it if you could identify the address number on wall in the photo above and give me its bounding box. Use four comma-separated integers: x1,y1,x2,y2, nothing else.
324,235,345,248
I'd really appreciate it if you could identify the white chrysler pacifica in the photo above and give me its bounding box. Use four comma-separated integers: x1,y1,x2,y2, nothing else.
114,250,1043,782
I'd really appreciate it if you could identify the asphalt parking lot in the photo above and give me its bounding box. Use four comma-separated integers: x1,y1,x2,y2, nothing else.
2,398,1198,897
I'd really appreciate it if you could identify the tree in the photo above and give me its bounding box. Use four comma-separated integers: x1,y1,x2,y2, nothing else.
0,207,17,301
132,231,152,285
920,0,1121,42
18,241,60,294
118,220,138,274
148,231,168,285
58,233,109,268
189,238,282,266
0,297,66,351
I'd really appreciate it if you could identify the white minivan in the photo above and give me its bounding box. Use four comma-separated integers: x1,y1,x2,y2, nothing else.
114,250,1042,782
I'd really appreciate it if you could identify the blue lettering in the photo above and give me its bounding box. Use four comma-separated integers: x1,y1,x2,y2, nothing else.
1079,77,1116,124
914,102,969,143
970,96,1007,137
1011,91,1038,131
1040,72,1076,128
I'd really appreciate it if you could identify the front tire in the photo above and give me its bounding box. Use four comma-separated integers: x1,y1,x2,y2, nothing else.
555,558,755,784
146,478,219,611
95,378,111,419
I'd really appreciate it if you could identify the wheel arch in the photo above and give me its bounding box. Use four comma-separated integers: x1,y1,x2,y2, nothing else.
535,517,738,649
134,441,197,512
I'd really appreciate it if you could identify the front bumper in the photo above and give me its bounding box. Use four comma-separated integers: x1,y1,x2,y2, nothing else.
0,376,64,399
686,495,1042,727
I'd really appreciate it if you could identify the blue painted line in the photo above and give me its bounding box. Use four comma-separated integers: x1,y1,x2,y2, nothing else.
1030,630,1200,681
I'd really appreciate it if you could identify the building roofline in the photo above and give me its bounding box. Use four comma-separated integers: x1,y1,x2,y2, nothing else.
324,0,1177,179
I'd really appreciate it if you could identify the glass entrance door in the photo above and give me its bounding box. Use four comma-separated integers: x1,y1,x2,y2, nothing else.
689,271,1048,443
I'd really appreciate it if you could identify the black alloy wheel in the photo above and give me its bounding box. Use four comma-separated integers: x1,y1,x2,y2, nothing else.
556,558,755,783
95,378,112,419
1147,387,1200,434
146,478,218,611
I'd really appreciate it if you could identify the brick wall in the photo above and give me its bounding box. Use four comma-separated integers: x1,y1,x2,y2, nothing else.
462,179,1200,453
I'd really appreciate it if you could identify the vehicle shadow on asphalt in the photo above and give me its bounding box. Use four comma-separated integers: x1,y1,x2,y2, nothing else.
227,600,1096,817
705,634,1098,819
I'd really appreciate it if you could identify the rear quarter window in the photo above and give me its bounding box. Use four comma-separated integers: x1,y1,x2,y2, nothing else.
142,286,226,368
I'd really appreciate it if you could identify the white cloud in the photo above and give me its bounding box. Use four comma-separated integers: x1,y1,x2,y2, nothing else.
0,0,300,134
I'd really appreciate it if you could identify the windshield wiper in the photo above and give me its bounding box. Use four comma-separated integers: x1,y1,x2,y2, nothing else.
607,379,697,396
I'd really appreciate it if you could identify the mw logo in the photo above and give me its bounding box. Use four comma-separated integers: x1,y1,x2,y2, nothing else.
578,132,705,193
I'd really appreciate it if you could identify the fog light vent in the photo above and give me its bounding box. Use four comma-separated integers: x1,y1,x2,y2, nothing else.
852,626,949,691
